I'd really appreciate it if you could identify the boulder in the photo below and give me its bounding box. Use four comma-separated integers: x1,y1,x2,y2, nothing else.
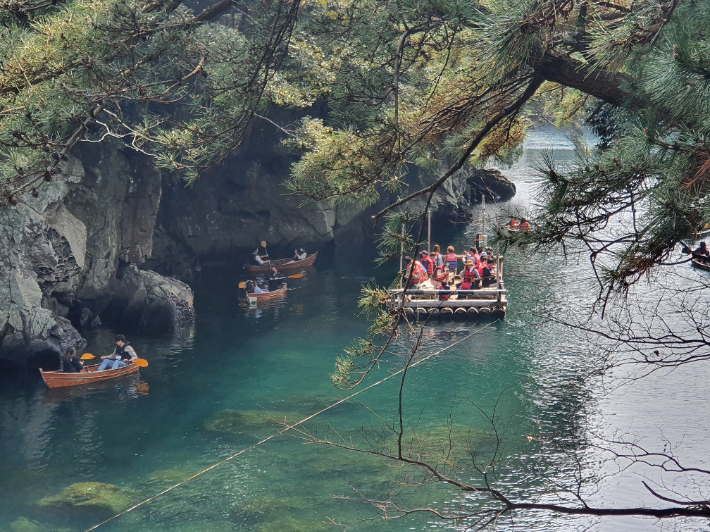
104,264,195,332
37,482,139,514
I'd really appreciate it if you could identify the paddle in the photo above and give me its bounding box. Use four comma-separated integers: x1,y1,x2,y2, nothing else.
239,273,304,289
80,353,149,367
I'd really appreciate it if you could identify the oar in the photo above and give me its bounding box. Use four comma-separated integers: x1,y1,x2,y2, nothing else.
239,273,304,289
80,353,149,367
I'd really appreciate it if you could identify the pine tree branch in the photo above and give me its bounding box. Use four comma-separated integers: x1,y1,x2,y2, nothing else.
537,50,631,104
372,74,545,220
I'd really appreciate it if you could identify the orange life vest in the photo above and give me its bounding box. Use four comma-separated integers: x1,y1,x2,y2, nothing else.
420,257,434,274
445,253,457,269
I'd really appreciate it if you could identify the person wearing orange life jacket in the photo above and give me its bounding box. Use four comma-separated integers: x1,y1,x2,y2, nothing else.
462,260,481,288
404,257,427,285
431,266,447,288
445,246,458,272
420,251,434,275
520,219,531,230
510,218,520,229
431,244,444,268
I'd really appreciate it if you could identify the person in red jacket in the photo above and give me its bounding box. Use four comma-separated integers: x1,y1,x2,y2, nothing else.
445,246,458,272
404,257,428,285
420,251,434,275
431,266,447,288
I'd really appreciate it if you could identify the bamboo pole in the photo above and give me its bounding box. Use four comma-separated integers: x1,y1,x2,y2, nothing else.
427,212,431,254
400,224,404,289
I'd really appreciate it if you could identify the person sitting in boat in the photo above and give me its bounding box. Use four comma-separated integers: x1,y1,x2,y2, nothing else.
98,335,137,371
481,258,495,287
510,218,520,229
267,267,282,290
445,246,458,273
293,248,307,261
462,260,481,290
420,250,434,276
404,256,427,285
458,278,472,299
431,244,445,267
257,280,270,293
519,219,531,230
694,242,709,257
431,266,447,288
60,346,83,373
253,248,270,266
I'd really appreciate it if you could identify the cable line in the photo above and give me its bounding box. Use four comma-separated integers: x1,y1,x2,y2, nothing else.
85,320,499,531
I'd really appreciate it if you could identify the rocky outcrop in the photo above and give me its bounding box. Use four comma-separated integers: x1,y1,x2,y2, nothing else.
155,153,516,258
0,145,194,370
104,264,195,331
0,116,515,370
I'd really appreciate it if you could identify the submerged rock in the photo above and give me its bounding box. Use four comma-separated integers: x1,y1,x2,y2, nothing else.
230,497,307,525
9,517,43,532
204,409,302,435
37,482,139,514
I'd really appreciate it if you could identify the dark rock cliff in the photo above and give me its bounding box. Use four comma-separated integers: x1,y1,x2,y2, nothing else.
0,129,515,370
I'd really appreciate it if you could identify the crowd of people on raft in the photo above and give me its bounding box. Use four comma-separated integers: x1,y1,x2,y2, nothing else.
403,244,499,300
509,218,531,231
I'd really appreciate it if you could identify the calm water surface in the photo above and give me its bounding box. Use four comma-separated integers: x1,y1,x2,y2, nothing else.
0,129,707,532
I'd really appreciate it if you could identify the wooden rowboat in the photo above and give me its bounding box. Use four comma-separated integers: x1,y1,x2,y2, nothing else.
244,252,318,273
245,282,288,303
691,258,710,271
40,363,140,388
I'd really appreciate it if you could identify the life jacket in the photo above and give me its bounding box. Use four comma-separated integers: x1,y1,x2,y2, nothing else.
511,219,519,228
116,342,134,362
520,221,531,230
464,267,480,287
433,269,447,283
420,257,434,275
445,253,457,269
416,261,428,281
460,280,472,291
439,287,451,301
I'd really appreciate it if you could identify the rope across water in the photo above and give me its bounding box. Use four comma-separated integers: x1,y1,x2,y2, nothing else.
85,320,499,531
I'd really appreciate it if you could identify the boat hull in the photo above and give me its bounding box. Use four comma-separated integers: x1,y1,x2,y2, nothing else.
246,282,288,302
40,363,140,388
692,258,710,271
244,252,318,273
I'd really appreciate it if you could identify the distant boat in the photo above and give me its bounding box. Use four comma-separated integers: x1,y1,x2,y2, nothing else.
40,363,140,388
244,252,318,274
245,282,288,303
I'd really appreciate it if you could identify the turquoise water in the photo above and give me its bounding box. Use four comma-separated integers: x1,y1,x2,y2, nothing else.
0,129,705,532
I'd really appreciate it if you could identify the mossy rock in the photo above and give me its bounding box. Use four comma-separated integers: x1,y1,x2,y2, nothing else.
9,517,44,532
204,410,301,436
257,516,330,532
37,482,139,514
230,497,307,525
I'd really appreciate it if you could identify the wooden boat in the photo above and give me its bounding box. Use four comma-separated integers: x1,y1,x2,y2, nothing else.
40,363,140,388
245,282,288,302
244,252,318,273
691,258,710,271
